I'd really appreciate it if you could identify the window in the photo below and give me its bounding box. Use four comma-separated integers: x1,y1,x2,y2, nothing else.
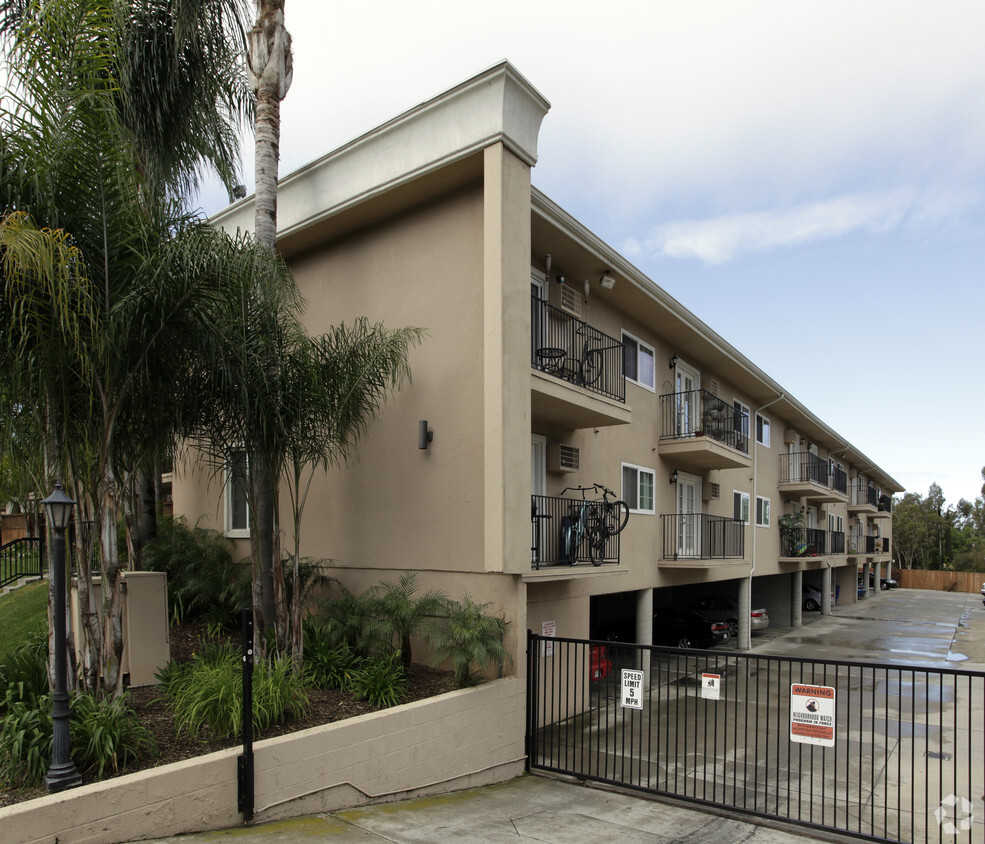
225,448,250,538
755,495,770,527
755,413,771,447
621,331,655,390
733,491,750,524
622,463,655,514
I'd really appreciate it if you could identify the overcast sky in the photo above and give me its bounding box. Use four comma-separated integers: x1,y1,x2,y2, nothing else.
195,0,985,507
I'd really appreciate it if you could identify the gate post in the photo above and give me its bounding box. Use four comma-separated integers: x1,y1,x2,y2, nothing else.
237,608,254,821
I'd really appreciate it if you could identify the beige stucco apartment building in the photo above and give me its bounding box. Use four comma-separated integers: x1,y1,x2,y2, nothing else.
173,60,901,669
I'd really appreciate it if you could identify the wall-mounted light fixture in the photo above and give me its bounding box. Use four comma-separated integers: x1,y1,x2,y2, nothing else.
670,470,679,485
669,354,679,370
418,420,433,450
554,274,565,285
545,254,552,275
599,270,615,290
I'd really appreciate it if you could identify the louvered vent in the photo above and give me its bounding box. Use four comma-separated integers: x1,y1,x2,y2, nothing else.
709,482,720,499
548,443,580,473
558,283,581,318
709,379,721,396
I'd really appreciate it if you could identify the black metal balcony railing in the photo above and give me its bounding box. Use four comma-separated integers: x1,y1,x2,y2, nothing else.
531,298,625,403
877,494,892,513
661,513,744,561
658,389,749,454
849,535,885,555
779,452,829,486
530,495,620,569
850,480,878,508
831,465,847,495
781,528,846,557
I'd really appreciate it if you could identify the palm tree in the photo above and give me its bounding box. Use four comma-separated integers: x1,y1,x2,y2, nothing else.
1,0,255,695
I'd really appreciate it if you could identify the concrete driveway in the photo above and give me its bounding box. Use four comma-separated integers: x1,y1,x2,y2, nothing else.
750,588,985,668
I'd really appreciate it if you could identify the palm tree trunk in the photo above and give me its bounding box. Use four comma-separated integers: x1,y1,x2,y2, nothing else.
248,0,292,643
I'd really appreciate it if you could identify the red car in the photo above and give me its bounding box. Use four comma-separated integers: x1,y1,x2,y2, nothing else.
590,645,612,681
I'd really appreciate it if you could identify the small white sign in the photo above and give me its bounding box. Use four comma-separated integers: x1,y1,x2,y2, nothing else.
621,669,644,709
541,620,556,657
790,683,836,747
701,672,721,700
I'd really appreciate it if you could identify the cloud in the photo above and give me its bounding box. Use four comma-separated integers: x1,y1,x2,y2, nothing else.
632,189,978,265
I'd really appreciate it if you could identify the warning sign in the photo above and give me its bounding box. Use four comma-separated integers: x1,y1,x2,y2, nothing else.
700,673,721,700
621,669,644,709
790,683,835,747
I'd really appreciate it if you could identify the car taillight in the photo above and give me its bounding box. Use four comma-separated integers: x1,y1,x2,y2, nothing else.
751,610,767,618
711,622,728,632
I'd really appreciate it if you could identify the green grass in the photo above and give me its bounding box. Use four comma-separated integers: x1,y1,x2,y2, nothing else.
0,582,48,652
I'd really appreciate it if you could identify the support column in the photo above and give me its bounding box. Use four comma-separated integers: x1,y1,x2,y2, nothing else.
821,566,833,615
737,577,752,650
791,570,803,628
862,561,871,597
636,588,653,677
874,560,883,592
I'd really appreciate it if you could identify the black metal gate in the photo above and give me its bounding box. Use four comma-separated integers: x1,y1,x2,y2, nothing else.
526,632,985,843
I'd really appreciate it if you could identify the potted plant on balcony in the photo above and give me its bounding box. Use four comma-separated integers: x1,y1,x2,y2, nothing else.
779,511,807,557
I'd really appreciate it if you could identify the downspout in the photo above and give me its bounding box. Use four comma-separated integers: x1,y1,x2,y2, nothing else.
738,392,784,650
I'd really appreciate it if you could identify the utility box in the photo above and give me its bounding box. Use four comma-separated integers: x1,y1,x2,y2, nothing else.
71,571,170,687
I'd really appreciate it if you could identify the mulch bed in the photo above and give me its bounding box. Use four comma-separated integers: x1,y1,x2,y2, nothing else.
0,621,456,809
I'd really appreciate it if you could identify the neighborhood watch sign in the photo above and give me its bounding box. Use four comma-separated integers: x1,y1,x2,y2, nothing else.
790,683,836,747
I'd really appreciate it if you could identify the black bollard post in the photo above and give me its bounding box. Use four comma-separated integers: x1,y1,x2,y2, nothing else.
237,608,254,821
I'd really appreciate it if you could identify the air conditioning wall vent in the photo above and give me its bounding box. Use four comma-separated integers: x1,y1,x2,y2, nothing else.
558,283,581,318
704,482,721,501
548,443,580,473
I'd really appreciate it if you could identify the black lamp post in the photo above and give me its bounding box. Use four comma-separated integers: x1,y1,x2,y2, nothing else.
42,482,82,793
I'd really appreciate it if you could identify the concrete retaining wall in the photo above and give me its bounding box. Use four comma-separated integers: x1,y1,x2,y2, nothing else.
0,677,525,844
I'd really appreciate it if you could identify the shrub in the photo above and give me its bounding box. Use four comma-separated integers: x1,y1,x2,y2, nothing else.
303,618,360,691
69,692,157,778
427,595,512,688
0,690,156,788
0,625,49,711
142,516,249,627
349,653,406,708
364,572,447,667
0,693,51,787
318,585,383,658
160,641,310,740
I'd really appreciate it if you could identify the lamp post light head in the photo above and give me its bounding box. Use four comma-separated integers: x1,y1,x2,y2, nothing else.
43,482,75,532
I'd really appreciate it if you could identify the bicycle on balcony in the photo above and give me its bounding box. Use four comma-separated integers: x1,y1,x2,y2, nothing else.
560,483,630,566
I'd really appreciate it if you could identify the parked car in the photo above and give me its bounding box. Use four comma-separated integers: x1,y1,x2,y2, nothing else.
857,579,867,599
590,645,612,681
686,596,769,637
868,573,899,590
802,583,834,611
653,606,730,649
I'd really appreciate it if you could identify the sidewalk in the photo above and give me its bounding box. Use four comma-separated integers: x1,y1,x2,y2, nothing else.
136,774,830,843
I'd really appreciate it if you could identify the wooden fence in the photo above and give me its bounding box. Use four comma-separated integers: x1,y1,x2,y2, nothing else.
896,569,984,594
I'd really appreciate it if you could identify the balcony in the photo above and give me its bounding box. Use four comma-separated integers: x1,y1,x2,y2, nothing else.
531,297,630,429
780,528,846,559
657,389,751,471
846,535,888,557
660,513,744,565
778,453,848,503
530,494,620,570
872,494,893,520
847,481,878,514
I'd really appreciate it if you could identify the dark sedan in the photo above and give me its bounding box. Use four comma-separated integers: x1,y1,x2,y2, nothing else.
869,573,899,590
653,606,730,649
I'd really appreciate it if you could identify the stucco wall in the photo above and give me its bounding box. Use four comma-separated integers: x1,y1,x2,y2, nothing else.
0,678,524,844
